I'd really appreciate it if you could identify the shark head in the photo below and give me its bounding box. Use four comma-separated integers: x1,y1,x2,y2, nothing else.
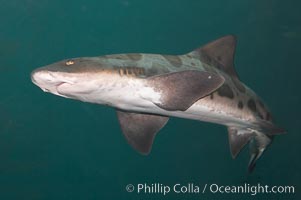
31,57,121,101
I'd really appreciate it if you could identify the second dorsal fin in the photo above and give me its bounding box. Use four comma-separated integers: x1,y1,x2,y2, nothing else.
188,35,238,79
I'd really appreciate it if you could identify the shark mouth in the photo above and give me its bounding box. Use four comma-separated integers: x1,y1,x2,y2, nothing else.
57,81,96,96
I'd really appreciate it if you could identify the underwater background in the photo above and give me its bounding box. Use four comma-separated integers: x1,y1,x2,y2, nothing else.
0,0,300,199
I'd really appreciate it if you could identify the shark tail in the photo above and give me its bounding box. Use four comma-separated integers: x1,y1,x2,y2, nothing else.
228,122,285,173
247,132,273,173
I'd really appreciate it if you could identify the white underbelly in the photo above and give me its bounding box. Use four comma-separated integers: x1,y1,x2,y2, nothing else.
82,80,252,128
108,93,249,128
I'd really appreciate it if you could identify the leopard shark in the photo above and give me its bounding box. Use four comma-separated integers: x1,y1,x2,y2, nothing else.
31,35,285,172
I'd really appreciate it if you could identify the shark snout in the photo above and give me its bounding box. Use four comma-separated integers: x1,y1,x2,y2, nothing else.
32,70,60,86
31,69,74,95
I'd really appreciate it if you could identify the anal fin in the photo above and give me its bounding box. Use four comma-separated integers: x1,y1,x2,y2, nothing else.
228,127,254,159
116,110,169,155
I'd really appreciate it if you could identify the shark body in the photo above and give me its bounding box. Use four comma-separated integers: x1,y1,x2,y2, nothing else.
31,35,285,172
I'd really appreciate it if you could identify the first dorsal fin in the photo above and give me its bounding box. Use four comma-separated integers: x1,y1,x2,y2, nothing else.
188,35,238,79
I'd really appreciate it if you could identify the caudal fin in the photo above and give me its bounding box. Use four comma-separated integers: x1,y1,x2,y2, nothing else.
227,125,284,173
247,132,273,173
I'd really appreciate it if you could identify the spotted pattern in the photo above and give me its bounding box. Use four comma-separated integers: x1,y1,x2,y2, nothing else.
200,53,225,71
247,99,257,112
238,101,244,109
217,84,234,99
200,53,212,64
145,67,159,76
162,55,183,68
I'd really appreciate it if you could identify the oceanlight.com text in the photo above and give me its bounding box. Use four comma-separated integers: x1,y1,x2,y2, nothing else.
125,183,295,196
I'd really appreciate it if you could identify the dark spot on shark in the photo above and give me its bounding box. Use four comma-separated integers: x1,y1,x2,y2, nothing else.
146,68,159,76
200,52,225,71
247,99,257,112
232,78,246,93
202,54,212,64
147,64,170,77
162,55,183,68
126,68,133,75
238,101,244,109
210,93,214,99
217,84,234,99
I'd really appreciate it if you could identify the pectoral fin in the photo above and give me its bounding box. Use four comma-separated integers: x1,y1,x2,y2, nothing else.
148,70,225,111
116,110,169,155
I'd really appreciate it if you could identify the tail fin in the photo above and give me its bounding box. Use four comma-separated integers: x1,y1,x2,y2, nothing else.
227,125,284,173
247,132,273,173
255,119,286,135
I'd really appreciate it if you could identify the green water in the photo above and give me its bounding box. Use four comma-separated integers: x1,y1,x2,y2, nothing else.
0,0,300,199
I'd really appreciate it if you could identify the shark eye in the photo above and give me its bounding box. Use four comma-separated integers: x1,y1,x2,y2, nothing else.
65,60,75,66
